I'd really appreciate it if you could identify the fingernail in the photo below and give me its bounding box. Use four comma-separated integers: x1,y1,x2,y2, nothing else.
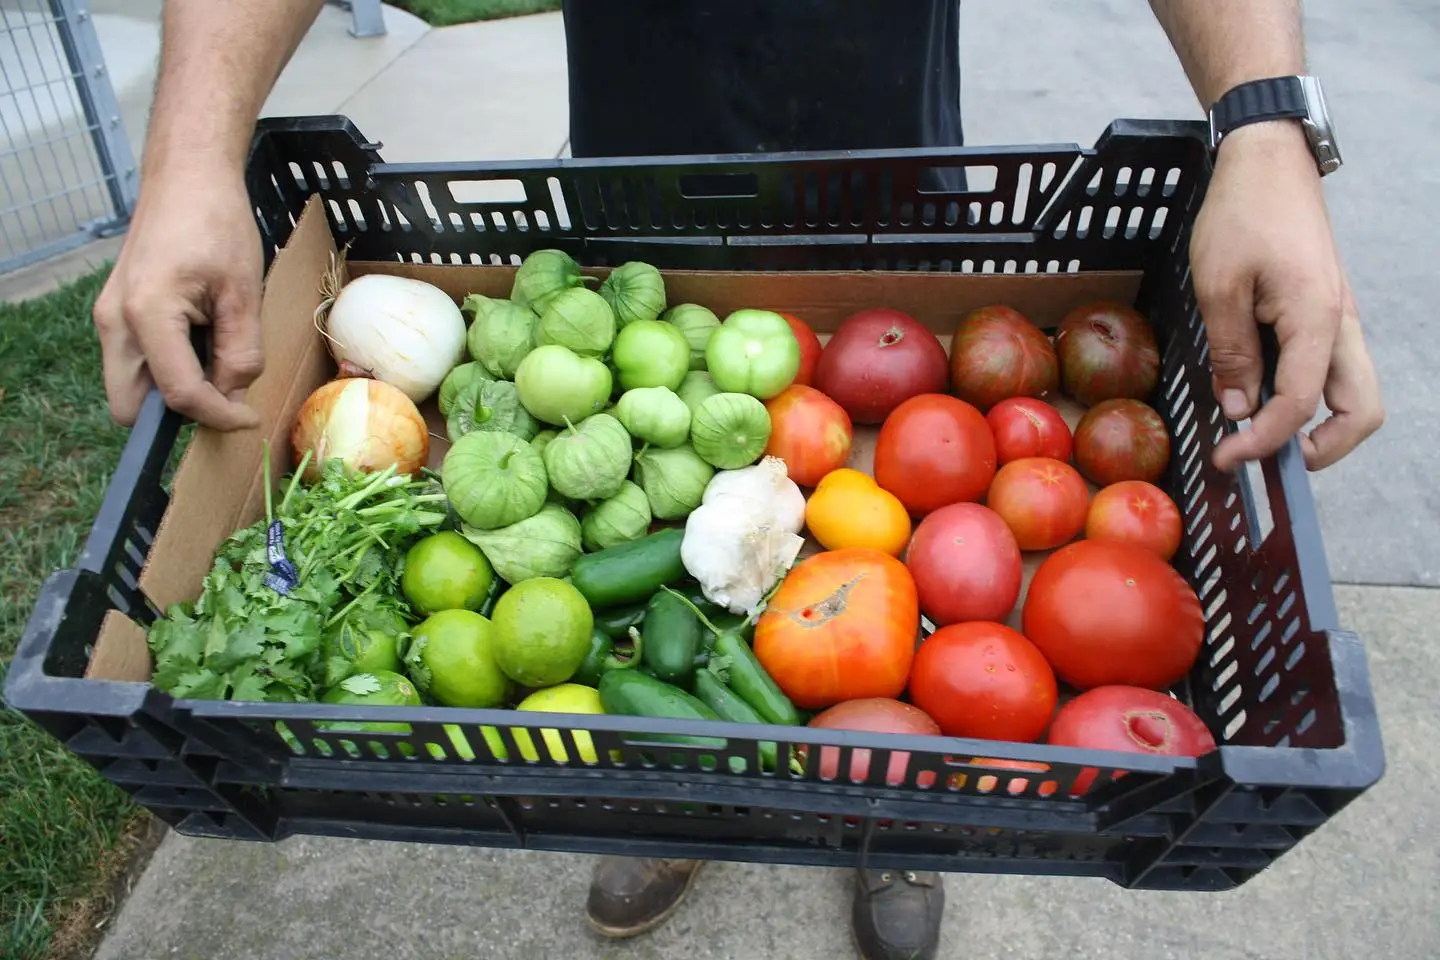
1221,388,1249,419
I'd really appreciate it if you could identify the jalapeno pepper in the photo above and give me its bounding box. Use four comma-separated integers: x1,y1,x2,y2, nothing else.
573,627,642,687
592,601,647,640
661,586,799,726
641,589,703,687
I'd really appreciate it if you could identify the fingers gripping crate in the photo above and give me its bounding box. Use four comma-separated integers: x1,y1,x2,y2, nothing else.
4,116,1383,892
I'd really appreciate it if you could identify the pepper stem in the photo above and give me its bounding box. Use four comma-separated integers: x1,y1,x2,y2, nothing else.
614,625,645,668
661,587,725,637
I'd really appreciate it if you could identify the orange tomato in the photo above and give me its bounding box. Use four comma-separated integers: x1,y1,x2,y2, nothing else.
763,384,854,487
804,469,912,557
754,548,920,709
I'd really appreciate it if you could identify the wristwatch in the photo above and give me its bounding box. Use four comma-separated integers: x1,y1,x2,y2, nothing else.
1207,75,1343,176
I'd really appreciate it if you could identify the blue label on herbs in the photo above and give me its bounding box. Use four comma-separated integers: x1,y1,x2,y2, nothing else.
265,520,300,594
262,571,294,595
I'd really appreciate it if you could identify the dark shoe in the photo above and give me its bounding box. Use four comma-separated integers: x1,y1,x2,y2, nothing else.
850,868,945,960
585,857,705,939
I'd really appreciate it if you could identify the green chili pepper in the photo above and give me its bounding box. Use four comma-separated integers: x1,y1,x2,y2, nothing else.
573,626,642,687
661,586,800,726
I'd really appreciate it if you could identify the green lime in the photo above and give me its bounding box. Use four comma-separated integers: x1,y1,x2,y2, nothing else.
321,598,407,687
490,577,594,687
514,683,604,763
319,670,422,733
404,609,512,708
402,531,495,615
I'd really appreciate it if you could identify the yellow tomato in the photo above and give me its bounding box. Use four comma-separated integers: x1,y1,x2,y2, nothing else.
804,469,912,557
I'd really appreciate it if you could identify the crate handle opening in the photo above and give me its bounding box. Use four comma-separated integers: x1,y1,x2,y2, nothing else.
677,172,759,200
446,178,528,206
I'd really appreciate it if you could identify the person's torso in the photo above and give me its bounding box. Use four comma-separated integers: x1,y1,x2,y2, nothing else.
561,0,963,158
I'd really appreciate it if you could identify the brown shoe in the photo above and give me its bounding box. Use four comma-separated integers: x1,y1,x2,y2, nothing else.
585,857,705,939
850,868,945,960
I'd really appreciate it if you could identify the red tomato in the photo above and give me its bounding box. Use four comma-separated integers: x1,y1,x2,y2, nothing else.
1048,685,1216,793
986,396,1073,465
1086,480,1182,561
763,384,854,487
813,307,949,424
905,503,1021,626
948,305,1059,411
985,457,1089,551
909,622,1058,742
753,548,919,710
1022,540,1204,691
873,394,996,516
777,311,824,387
1073,398,1170,487
1054,301,1160,406
807,698,941,785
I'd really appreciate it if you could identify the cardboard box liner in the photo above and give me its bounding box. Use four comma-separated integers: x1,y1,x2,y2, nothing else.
89,196,1143,686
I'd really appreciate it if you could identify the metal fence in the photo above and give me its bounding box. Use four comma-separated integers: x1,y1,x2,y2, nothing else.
0,1,387,276
1,0,136,274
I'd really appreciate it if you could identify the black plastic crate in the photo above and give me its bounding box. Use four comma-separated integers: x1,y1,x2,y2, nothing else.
4,115,1384,892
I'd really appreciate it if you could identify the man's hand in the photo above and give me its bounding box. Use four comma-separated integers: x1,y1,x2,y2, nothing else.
92,0,323,430
94,173,265,430
1189,121,1383,472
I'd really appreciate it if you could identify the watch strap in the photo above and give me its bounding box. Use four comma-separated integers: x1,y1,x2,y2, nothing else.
1208,76,1308,147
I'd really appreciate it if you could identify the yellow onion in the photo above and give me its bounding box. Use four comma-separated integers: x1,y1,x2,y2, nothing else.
291,377,429,480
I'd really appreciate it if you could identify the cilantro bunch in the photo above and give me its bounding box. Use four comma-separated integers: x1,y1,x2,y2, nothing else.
147,446,449,702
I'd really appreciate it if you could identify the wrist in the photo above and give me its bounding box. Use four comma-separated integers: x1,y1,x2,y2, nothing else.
134,148,247,222
141,131,248,185
1215,119,1318,176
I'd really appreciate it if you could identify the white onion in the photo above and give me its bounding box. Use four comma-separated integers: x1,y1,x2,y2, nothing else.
318,272,466,403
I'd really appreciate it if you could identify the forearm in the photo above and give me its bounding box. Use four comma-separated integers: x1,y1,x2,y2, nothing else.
1150,0,1315,163
1149,0,1306,108
142,0,325,182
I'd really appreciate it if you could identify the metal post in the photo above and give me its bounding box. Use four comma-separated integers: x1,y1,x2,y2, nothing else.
49,0,138,219
348,0,387,38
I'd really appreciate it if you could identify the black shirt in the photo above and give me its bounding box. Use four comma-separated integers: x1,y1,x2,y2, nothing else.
562,1,964,158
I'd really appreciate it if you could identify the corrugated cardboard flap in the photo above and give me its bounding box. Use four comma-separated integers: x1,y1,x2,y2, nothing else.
138,195,337,613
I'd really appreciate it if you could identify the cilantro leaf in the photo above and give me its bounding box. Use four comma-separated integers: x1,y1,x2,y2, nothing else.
171,670,226,700
340,673,382,696
152,655,199,693
231,673,271,702
148,616,205,668
208,625,267,673
203,615,231,663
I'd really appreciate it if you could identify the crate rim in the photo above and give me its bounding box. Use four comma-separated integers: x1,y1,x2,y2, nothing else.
254,114,1213,170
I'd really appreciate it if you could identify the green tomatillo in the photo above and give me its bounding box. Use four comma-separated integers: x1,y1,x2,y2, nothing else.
611,318,691,391
705,308,801,399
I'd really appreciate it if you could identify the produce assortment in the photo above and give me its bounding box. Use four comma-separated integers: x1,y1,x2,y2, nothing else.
145,248,1217,790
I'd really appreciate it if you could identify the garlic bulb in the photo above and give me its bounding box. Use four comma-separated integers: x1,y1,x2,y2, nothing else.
681,456,807,615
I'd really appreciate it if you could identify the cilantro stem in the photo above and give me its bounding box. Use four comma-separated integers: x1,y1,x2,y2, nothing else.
335,465,400,512
280,450,313,515
355,493,448,516
263,441,275,526
325,577,381,628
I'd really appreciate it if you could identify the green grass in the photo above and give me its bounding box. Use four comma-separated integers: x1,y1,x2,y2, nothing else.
391,0,561,27
0,264,150,960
